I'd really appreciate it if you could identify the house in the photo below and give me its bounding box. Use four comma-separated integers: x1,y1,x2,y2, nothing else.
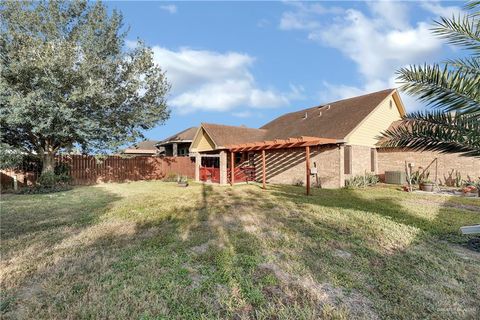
189,89,480,189
123,140,159,156
156,127,197,157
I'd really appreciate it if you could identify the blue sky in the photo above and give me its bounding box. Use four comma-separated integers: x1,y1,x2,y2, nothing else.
106,1,464,141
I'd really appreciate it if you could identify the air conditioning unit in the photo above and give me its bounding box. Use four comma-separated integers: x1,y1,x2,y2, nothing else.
385,171,405,185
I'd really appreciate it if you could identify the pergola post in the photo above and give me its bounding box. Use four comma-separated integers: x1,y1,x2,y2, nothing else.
219,151,227,185
306,146,310,195
262,149,266,189
230,151,235,186
194,153,201,182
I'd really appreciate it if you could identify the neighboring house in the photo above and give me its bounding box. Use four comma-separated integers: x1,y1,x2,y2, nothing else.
190,89,480,188
156,127,197,157
123,140,159,156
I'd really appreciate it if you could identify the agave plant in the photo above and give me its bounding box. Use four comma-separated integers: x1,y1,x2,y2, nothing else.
381,1,480,157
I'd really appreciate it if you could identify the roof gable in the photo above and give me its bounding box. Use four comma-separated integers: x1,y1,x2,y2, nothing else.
345,91,404,146
190,126,217,152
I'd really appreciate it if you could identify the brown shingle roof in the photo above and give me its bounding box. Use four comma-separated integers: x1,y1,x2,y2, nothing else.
202,123,267,147
124,140,159,154
131,140,159,150
158,127,198,145
196,89,398,149
261,88,396,140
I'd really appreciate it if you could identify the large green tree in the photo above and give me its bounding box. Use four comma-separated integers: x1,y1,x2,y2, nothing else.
380,1,480,157
0,0,170,174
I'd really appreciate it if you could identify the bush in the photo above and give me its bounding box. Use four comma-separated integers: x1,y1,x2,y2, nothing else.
19,183,71,194
19,171,72,194
162,173,179,182
37,172,71,187
54,162,71,176
345,172,379,188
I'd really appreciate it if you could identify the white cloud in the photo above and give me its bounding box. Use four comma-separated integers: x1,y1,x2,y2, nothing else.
279,2,343,30
279,0,461,112
257,18,271,28
160,4,177,14
366,1,410,29
421,1,463,18
149,46,296,113
318,82,367,103
232,111,254,118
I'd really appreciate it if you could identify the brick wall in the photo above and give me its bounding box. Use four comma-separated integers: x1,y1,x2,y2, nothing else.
377,149,480,186
253,145,343,188
349,145,375,177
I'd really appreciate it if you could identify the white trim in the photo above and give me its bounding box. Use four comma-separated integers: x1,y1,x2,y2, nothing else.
344,90,403,143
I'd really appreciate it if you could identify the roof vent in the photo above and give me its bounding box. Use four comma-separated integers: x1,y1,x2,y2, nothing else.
303,112,308,119
318,111,322,117
326,104,331,110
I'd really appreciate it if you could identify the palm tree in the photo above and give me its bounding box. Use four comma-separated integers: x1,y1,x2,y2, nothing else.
380,1,480,157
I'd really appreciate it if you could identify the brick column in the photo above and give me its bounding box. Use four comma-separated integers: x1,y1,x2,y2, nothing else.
219,150,227,185
195,153,201,182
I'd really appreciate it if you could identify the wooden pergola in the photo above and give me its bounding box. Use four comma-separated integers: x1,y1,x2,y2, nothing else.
225,136,340,195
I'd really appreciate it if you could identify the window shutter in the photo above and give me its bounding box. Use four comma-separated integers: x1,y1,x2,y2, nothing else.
371,148,376,172
344,146,352,174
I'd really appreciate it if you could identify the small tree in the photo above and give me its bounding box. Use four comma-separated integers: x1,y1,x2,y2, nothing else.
0,0,170,174
380,1,479,157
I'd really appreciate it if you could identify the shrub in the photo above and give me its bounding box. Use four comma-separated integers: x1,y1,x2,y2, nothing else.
54,162,71,176
19,171,72,194
37,172,71,187
345,172,379,188
19,183,71,194
162,173,179,182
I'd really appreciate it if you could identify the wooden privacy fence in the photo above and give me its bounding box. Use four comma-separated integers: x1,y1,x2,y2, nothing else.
59,155,195,185
1,155,195,187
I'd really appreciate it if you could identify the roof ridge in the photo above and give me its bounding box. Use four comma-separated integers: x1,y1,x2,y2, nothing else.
260,88,395,129
203,122,268,131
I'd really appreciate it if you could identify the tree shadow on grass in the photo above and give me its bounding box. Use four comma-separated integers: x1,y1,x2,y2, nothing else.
1,184,272,319
255,184,480,318
3,183,478,319
267,185,478,241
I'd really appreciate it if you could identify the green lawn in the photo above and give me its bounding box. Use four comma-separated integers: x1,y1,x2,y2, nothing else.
1,181,479,319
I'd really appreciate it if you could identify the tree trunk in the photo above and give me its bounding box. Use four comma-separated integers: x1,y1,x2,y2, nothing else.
41,152,55,175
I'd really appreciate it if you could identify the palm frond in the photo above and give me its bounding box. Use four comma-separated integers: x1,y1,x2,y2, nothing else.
444,56,480,75
396,63,480,115
466,1,480,13
379,111,480,157
431,5,480,54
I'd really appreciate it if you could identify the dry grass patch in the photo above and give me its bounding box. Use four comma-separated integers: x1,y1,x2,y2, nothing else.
1,181,479,319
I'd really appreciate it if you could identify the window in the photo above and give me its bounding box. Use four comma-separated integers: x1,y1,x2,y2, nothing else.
344,146,352,174
371,148,376,172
